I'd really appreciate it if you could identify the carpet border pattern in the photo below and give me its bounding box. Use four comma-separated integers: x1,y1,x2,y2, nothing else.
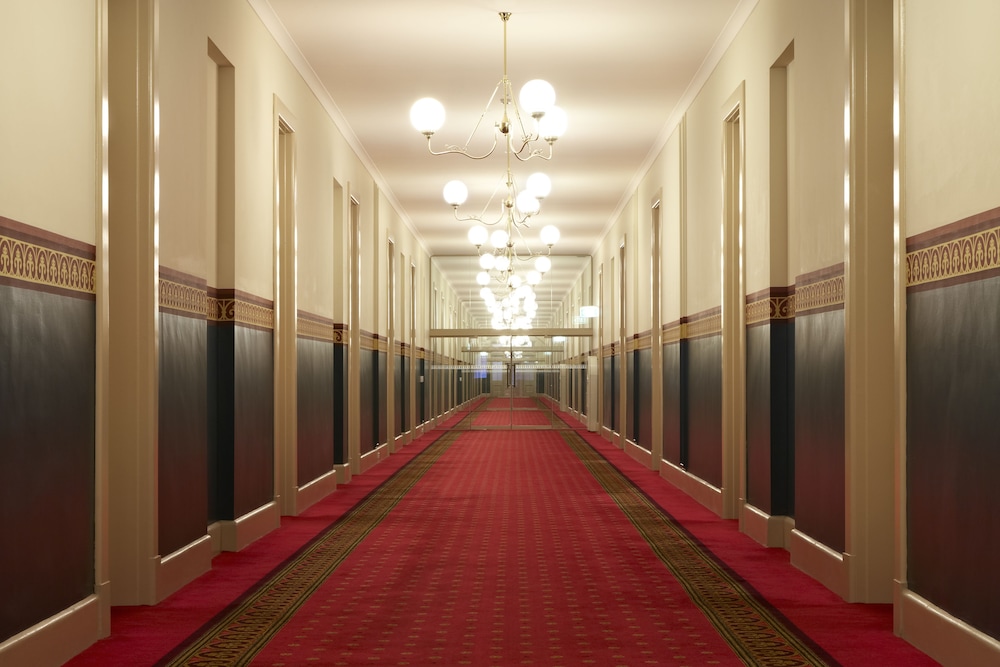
560,430,837,667
157,430,461,666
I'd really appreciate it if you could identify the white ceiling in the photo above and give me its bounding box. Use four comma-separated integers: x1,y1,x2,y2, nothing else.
251,0,755,328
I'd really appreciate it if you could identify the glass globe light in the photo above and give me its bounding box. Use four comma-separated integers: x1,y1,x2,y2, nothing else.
519,79,556,117
476,271,491,286
410,97,445,135
526,172,552,199
515,284,532,299
490,229,509,249
538,105,567,141
540,225,560,246
515,191,540,216
479,253,496,270
495,255,511,272
467,224,488,247
534,256,552,273
508,274,522,289
526,270,542,285
443,180,468,206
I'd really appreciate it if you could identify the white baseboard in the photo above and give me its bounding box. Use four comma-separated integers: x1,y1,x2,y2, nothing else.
157,533,213,601
897,584,1000,666
0,594,103,667
219,501,280,553
742,503,794,548
334,462,351,485
359,442,391,473
623,439,653,468
297,469,339,513
789,529,848,599
659,459,724,516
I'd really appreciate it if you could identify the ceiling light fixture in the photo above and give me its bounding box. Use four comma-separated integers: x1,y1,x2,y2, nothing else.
410,12,568,330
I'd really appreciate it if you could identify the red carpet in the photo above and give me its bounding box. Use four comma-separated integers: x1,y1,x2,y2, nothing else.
68,404,939,666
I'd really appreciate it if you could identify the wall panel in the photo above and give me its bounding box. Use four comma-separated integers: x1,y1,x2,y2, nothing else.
0,221,96,641
793,306,844,553
906,214,1000,640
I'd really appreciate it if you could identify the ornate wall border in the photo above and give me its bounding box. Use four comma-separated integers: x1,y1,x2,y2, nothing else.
0,216,96,299
746,286,795,326
207,287,274,331
685,307,722,340
626,331,653,352
296,311,338,343
360,330,388,353
795,264,845,315
906,207,1000,292
159,267,207,319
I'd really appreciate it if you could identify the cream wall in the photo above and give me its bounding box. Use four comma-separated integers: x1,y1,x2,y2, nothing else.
903,0,1000,234
0,0,98,242
157,0,428,326
597,0,847,322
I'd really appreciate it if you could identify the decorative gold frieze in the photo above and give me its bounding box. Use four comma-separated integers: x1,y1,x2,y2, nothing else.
159,279,207,317
907,226,1000,288
795,276,844,314
206,291,274,330
626,332,652,352
234,300,275,330
745,294,795,325
662,322,685,344
208,297,235,322
297,316,335,342
686,313,721,339
0,234,96,295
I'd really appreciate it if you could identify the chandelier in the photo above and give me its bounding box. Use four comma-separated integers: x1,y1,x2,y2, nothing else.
409,12,567,330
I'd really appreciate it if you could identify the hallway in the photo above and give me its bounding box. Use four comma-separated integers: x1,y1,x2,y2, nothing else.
4,2,1000,665
68,401,935,666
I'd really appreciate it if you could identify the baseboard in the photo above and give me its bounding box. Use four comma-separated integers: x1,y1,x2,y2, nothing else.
334,462,351,485
207,521,222,555
359,442,390,473
659,459,724,516
157,533,213,602
0,594,103,667
219,501,280,553
297,469,339,513
601,427,622,447
623,439,653,468
742,503,794,548
896,584,1000,666
789,529,848,599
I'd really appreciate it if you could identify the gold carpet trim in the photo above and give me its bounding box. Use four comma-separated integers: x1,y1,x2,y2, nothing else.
560,431,831,667
161,430,461,666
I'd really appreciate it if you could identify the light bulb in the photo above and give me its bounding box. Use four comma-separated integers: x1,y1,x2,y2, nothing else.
515,191,540,216
540,224,560,246
538,105,567,141
526,172,552,199
476,271,491,286
519,79,556,117
490,229,509,249
526,270,541,285
410,97,445,135
508,275,522,289
535,256,552,273
495,255,511,272
443,180,468,206
467,224,488,247
479,253,495,270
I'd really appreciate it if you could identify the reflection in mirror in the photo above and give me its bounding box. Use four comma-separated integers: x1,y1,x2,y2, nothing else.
430,254,593,331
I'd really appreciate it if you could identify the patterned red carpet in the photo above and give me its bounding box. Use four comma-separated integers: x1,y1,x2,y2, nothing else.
69,407,938,666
